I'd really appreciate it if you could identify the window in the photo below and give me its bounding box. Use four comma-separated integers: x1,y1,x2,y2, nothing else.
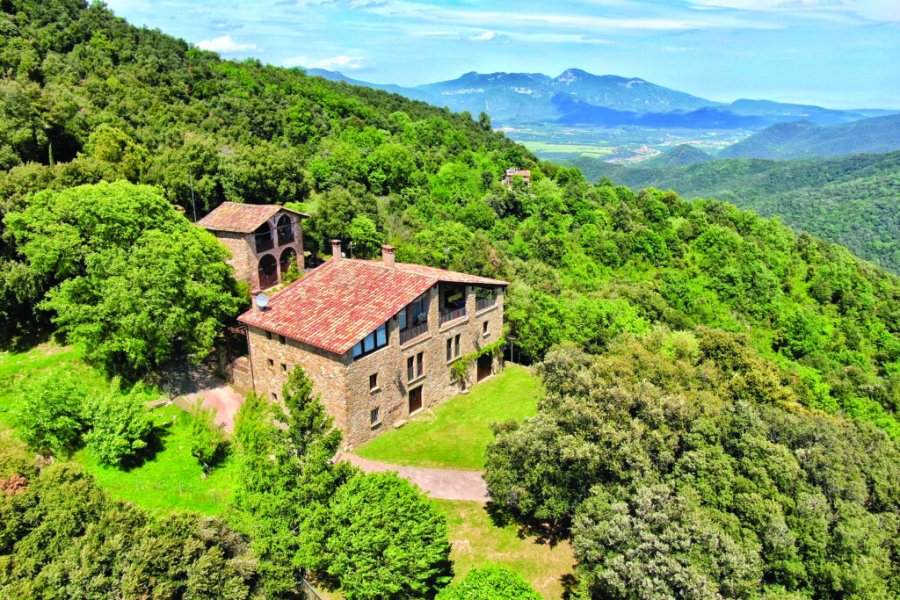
369,373,378,391
407,352,424,381
447,335,461,360
370,407,381,426
267,358,274,367
399,292,429,331
281,363,287,372
352,322,388,359
279,335,286,344
483,321,489,335
266,331,272,340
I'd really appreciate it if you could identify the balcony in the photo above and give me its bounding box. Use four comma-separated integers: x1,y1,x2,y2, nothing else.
400,321,429,345
439,306,467,326
255,232,274,253
476,297,496,312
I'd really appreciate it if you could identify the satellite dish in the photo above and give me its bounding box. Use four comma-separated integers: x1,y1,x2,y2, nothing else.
255,293,270,310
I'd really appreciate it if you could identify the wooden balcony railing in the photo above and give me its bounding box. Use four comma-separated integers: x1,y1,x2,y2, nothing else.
439,306,467,325
476,297,496,311
399,321,429,345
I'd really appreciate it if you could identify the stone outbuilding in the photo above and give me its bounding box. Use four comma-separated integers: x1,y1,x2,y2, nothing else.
235,242,508,449
502,168,531,189
198,202,307,290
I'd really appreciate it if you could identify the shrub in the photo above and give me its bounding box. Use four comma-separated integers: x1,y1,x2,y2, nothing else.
324,472,451,599
16,374,87,456
436,565,541,600
84,385,154,467
189,401,227,473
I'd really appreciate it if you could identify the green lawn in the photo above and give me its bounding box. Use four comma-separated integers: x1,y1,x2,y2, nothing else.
355,364,540,470
0,345,238,515
436,499,575,599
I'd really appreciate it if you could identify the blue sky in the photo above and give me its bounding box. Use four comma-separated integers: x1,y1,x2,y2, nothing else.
106,0,899,108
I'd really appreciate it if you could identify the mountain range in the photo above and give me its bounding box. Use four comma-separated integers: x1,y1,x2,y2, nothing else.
307,67,893,130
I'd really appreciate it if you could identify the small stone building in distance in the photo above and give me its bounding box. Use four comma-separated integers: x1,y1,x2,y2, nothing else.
502,168,531,189
198,202,307,290
236,241,508,449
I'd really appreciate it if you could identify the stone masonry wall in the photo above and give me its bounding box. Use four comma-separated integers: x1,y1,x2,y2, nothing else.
343,284,505,449
245,325,350,432
216,232,255,286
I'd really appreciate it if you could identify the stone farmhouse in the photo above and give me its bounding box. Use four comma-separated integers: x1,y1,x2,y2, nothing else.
235,241,508,449
198,202,307,290
502,168,531,189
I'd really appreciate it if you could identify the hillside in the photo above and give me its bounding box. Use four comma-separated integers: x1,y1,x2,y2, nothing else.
568,151,900,273
642,144,713,167
720,114,900,159
1,1,898,597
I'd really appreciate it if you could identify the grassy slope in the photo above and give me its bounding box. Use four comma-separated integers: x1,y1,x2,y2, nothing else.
436,499,575,599
1,348,567,596
0,345,238,515
355,364,541,470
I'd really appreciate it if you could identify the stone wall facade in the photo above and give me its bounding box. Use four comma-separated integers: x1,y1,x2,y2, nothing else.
243,284,505,450
244,325,351,432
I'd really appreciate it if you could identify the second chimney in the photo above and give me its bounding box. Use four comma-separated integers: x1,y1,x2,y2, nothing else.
382,244,395,268
331,239,342,262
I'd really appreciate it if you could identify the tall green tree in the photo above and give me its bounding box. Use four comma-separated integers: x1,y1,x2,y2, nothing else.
4,181,243,375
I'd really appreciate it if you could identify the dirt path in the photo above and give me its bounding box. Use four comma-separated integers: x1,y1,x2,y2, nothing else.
340,453,489,503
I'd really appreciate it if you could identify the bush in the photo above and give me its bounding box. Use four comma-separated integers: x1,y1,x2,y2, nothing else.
189,401,227,473
324,472,451,599
436,565,541,600
84,385,154,467
16,374,87,456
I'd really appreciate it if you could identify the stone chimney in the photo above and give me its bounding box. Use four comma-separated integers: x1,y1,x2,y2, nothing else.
382,244,395,268
331,239,342,262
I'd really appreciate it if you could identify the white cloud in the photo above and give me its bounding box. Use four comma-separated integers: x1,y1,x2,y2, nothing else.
196,35,259,53
470,30,496,41
284,55,368,70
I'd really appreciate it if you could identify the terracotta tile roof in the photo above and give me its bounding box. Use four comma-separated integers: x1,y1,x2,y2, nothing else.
197,202,307,233
238,259,508,355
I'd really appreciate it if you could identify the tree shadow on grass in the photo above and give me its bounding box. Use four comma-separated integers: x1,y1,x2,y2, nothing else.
484,500,569,546
118,421,172,471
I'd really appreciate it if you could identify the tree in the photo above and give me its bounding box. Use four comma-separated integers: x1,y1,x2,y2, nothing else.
16,372,87,457
436,565,540,600
348,215,383,259
0,462,260,598
232,367,354,595
324,472,451,599
188,401,227,474
5,181,243,376
83,384,153,467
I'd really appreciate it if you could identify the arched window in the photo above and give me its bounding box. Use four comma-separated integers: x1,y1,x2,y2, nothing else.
279,247,296,278
254,222,273,253
258,255,278,289
276,215,294,246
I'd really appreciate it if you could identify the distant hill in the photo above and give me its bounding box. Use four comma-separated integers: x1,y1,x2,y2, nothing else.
569,151,900,273
643,144,713,168
304,68,889,130
720,114,900,159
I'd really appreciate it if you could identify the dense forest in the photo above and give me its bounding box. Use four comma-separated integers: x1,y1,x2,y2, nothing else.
570,151,900,273
1,0,898,598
